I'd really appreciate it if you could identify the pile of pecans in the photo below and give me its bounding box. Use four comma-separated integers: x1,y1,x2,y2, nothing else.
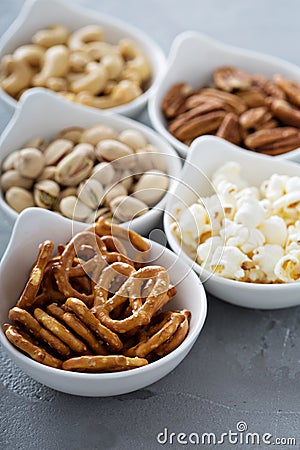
162,66,300,155
3,218,191,372
0,124,168,223
0,24,151,109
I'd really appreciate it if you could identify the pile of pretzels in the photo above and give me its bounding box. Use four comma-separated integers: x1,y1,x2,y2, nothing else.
3,217,190,372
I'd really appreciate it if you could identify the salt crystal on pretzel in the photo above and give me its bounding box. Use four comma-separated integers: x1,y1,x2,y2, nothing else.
125,310,189,358
4,324,62,369
46,303,108,355
62,355,148,372
9,307,71,357
65,297,123,351
95,264,170,333
34,308,89,354
253,244,284,282
93,217,150,252
16,240,54,310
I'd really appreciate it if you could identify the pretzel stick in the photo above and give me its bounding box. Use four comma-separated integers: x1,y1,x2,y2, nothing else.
46,303,108,355
62,355,148,372
34,308,88,354
65,298,123,351
4,324,62,368
16,240,54,310
9,307,71,357
95,265,170,333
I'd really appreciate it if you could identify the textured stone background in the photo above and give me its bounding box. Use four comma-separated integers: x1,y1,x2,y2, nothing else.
0,1,300,449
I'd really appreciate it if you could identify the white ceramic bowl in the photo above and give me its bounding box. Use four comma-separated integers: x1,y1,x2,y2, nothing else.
164,135,300,310
149,31,300,161
0,208,206,396
0,0,166,118
0,89,181,235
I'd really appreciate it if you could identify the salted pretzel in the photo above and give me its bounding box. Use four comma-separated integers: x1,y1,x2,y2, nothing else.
125,310,190,358
34,308,88,354
9,307,71,357
46,303,108,355
53,231,134,307
62,355,148,372
4,324,62,369
94,263,170,333
93,217,150,252
16,240,54,310
65,297,123,351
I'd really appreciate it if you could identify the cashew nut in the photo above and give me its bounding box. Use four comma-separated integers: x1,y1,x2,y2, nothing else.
85,41,119,60
68,25,104,51
33,45,69,87
32,25,70,48
1,56,33,97
77,80,142,109
69,50,92,72
70,62,107,95
13,44,45,68
101,54,124,79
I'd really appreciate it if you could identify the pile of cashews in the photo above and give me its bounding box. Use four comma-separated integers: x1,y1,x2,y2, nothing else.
1,124,169,223
0,24,152,108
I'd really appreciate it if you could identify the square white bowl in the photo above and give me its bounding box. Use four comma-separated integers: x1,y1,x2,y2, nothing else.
148,31,300,161
0,0,166,118
0,89,181,235
164,135,300,310
0,208,207,396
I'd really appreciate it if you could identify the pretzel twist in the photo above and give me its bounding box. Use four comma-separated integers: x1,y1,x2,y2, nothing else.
94,264,170,333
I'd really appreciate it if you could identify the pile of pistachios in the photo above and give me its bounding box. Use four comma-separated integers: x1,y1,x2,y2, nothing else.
0,124,169,223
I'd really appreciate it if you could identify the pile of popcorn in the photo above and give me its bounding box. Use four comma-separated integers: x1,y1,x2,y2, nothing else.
171,162,300,283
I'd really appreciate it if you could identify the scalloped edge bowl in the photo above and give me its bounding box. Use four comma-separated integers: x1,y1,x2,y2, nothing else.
149,31,300,161
164,135,300,309
0,208,206,396
0,89,182,235
0,0,166,118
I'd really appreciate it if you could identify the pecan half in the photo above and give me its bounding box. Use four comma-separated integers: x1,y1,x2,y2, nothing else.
216,113,241,145
252,75,285,99
269,98,300,127
213,66,252,92
236,88,267,108
198,88,247,115
239,106,272,130
169,110,226,141
245,127,300,156
273,74,300,108
162,83,192,118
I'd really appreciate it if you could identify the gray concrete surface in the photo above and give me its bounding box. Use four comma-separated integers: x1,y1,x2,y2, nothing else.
1,1,300,449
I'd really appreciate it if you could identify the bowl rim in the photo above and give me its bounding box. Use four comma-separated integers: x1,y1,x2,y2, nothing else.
0,0,166,115
0,207,207,379
0,89,182,226
163,134,300,292
148,30,300,160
